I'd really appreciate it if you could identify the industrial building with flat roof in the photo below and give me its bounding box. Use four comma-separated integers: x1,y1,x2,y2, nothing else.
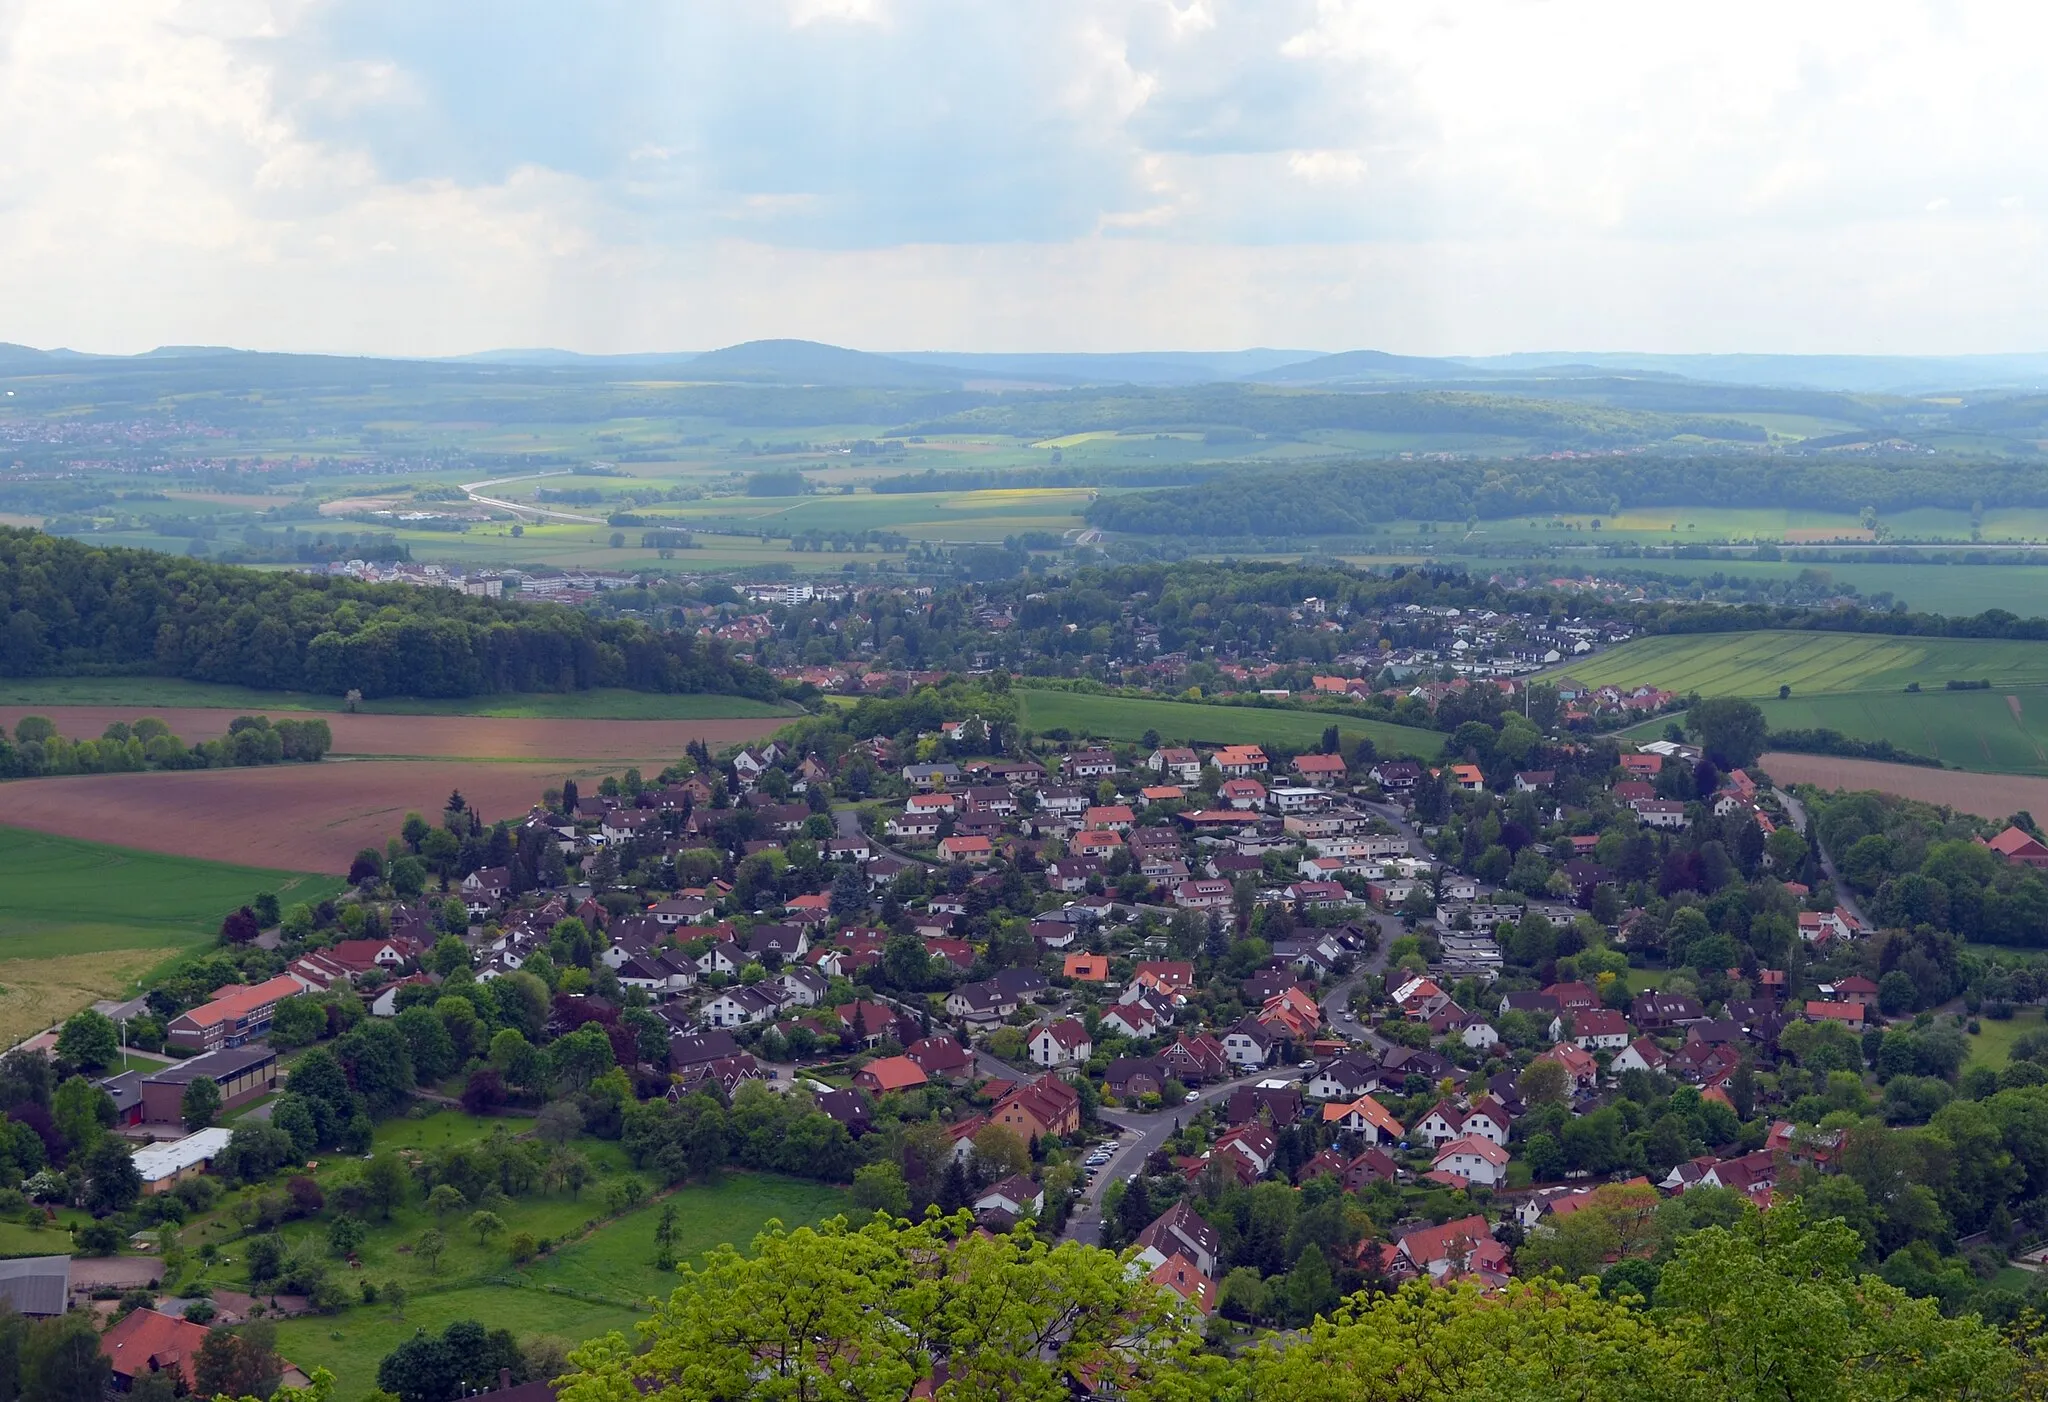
133,1128,235,1193
139,1044,278,1124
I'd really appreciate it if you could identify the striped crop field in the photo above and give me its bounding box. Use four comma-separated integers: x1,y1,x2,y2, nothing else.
1560,631,2048,699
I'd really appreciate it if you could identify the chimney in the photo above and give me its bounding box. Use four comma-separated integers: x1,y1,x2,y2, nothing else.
500,1369,513,1392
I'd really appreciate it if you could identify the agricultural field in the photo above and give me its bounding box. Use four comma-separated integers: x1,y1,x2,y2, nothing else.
0,760,592,870
1761,752,2048,821
1495,557,2048,617
0,677,798,720
1562,631,2048,699
1013,688,1442,758
0,827,338,1044
0,706,782,764
1747,689,2048,774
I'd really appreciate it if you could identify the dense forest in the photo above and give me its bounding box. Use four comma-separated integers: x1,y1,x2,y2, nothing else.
0,529,776,700
1087,453,2048,536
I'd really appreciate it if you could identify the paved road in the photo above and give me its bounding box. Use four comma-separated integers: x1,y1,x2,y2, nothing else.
459,471,607,524
1061,1068,1277,1245
1775,787,1867,927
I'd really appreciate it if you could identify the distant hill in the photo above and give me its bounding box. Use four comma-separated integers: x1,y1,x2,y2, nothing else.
680,339,971,389
1454,351,2048,395
886,348,1321,386
1245,348,1502,385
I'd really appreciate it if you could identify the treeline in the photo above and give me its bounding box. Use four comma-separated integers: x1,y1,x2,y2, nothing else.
1764,727,1946,768
1087,453,2048,536
0,529,775,700
0,713,331,780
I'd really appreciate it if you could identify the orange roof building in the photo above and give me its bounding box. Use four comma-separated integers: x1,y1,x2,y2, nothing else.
853,1055,930,1095
101,1308,210,1391
1062,953,1111,983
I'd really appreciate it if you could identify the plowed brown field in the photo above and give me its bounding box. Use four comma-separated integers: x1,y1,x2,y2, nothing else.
0,707,779,762
0,761,612,871
1762,751,2048,819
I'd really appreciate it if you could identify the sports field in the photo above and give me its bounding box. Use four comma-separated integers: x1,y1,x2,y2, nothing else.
1013,689,1441,757
1562,631,2048,698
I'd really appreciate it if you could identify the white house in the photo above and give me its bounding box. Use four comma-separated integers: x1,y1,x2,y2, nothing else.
1029,1019,1094,1068
1432,1135,1510,1188
701,987,776,1028
973,1174,1044,1219
1611,1037,1668,1076
1220,1022,1277,1069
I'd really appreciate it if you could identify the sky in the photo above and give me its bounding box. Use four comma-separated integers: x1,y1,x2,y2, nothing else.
1,0,2045,358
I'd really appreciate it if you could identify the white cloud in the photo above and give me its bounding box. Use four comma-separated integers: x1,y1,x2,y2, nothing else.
786,0,888,27
1286,150,1365,185
2,0,2047,354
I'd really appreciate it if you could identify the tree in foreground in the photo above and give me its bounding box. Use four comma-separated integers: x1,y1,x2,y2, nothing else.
558,1213,1195,1402
553,1201,2017,1402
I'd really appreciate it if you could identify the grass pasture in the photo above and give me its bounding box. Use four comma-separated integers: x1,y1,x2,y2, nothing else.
1561,631,2048,699
1013,689,1441,758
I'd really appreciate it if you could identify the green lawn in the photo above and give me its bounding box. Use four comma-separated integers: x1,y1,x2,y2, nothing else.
1013,689,1442,758
0,677,797,720
262,1170,849,1402
1561,631,2048,700
1966,1006,2045,1070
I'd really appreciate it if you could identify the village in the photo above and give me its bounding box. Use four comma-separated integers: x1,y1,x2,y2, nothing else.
17,666,2008,1348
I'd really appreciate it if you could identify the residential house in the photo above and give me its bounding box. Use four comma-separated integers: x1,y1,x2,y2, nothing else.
854,1056,929,1096
1132,1201,1220,1276
1322,1094,1404,1144
990,1075,1082,1141
1029,1018,1094,1069
1220,1019,1279,1069
904,1035,974,1081
974,1174,1044,1220
1432,1135,1510,1188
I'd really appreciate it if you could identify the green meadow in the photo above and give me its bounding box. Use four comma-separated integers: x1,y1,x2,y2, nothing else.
226,1108,852,1402
1013,689,1441,758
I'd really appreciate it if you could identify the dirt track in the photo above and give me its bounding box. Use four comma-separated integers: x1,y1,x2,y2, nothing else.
0,707,779,762
1762,751,2048,820
0,761,614,871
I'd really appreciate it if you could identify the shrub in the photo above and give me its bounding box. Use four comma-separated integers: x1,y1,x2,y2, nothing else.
509,1232,538,1264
